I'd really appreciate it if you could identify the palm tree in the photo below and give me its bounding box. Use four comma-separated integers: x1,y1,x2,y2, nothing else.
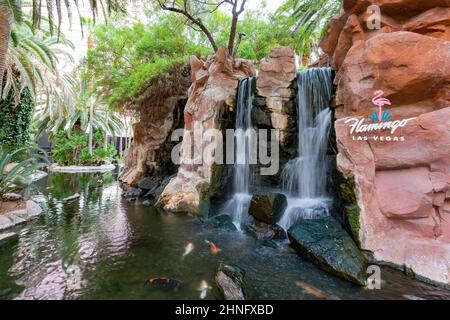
3,21,75,104
33,70,124,144
0,0,22,91
277,0,342,61
1,0,126,101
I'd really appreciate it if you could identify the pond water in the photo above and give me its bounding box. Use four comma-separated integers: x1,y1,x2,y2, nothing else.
0,172,449,300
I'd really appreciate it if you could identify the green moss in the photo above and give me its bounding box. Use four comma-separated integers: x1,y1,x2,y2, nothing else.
339,179,357,204
200,163,222,203
344,205,360,245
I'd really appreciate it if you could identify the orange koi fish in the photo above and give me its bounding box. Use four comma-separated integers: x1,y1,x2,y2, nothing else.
205,240,221,254
296,282,339,300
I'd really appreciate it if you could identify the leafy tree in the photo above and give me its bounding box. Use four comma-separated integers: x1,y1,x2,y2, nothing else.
86,14,207,110
1,0,126,101
276,0,342,61
202,8,299,62
3,21,75,104
154,0,248,56
0,0,22,91
33,68,124,142
52,129,116,166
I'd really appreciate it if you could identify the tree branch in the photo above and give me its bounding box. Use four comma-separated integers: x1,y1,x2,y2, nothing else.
156,0,218,52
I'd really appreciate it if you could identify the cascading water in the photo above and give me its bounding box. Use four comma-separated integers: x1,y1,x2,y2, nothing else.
223,77,256,229
278,68,333,231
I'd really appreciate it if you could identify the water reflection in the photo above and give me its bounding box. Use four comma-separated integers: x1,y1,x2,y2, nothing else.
7,173,130,300
0,173,449,300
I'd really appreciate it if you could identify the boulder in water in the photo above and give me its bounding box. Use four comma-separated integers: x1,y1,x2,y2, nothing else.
288,216,367,286
248,192,287,224
122,188,142,201
215,263,247,300
137,177,159,191
205,214,237,231
244,219,286,241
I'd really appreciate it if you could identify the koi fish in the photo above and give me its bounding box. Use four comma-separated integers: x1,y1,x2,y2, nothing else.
296,282,339,300
182,242,194,258
205,240,221,254
198,280,213,299
145,277,184,291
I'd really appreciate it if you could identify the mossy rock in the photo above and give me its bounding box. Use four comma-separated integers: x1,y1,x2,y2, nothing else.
288,216,367,286
205,214,237,231
248,192,287,224
344,204,361,245
215,263,248,300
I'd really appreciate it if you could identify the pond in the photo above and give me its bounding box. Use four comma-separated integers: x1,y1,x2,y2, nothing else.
0,172,449,300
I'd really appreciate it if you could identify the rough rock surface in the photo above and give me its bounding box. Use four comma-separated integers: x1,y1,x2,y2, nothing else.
322,0,450,285
248,192,287,224
159,47,256,214
204,214,238,231
257,47,297,151
288,217,367,286
0,232,18,246
215,263,247,300
244,219,286,241
0,200,43,231
119,96,187,186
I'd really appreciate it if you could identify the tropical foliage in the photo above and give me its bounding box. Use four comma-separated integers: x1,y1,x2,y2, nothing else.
3,21,75,104
0,146,50,197
276,0,342,60
86,14,207,110
0,85,34,147
52,130,116,166
29,0,127,38
33,69,124,141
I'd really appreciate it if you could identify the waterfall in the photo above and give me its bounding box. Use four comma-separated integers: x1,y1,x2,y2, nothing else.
278,68,333,231
223,77,256,229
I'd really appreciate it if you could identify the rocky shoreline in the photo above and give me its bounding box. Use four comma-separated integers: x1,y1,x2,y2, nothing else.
0,200,43,233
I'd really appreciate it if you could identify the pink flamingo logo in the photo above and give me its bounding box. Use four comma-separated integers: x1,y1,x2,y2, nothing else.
371,90,392,122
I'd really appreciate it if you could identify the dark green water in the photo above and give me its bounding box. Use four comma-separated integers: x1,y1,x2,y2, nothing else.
0,173,449,300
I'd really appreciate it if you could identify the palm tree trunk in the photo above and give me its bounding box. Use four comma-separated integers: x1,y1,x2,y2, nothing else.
0,7,11,93
119,135,123,157
88,102,94,156
104,110,109,150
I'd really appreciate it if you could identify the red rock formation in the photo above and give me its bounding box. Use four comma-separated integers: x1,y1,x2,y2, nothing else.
257,47,297,146
159,47,256,214
118,63,191,187
322,0,450,285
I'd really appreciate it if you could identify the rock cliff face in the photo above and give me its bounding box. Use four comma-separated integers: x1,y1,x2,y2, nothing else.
159,48,256,214
118,65,191,187
119,97,187,186
252,47,298,185
322,0,450,284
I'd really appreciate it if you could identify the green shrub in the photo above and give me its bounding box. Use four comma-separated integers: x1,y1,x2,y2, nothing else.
0,147,50,197
52,130,116,166
0,87,34,147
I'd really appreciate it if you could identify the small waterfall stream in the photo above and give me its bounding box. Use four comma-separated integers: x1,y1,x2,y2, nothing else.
278,68,333,231
224,77,256,229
